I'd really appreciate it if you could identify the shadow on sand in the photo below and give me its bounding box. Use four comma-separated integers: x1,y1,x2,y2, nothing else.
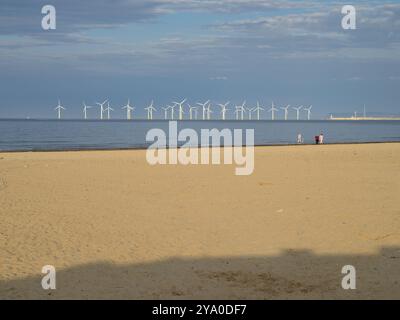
1,247,399,299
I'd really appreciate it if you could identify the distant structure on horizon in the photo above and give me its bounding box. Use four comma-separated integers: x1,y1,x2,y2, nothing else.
329,105,400,120
54,100,66,119
51,99,317,121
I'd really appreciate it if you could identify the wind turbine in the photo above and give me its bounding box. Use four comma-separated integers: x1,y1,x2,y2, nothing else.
197,100,210,120
145,100,157,120
122,99,135,120
169,104,176,120
82,101,93,120
188,105,198,120
253,101,264,120
173,99,186,120
96,99,108,120
206,103,213,120
293,106,303,120
162,106,171,120
54,99,66,119
235,101,246,120
234,107,240,121
104,102,114,120
280,105,290,121
247,107,254,120
304,105,312,120
268,102,279,120
218,102,230,120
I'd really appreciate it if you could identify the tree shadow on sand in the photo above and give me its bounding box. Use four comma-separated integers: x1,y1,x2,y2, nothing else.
1,247,399,299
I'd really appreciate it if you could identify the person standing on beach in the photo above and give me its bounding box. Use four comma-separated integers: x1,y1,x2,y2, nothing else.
319,133,324,144
297,133,303,144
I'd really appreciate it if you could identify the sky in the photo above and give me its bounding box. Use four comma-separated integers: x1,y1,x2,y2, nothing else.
0,0,399,119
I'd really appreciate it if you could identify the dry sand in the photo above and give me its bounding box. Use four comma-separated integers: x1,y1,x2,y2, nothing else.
0,143,399,299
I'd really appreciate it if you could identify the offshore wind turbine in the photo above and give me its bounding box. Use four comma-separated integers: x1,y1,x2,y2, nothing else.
197,100,210,120
280,105,290,121
145,100,157,120
188,105,198,120
206,103,213,120
293,106,303,120
82,101,93,120
162,106,171,120
235,101,246,120
247,107,254,120
218,102,230,120
169,103,176,120
253,101,264,120
173,99,186,120
268,102,278,120
122,99,135,120
54,99,66,119
234,107,240,120
304,105,313,120
96,99,108,120
104,102,114,120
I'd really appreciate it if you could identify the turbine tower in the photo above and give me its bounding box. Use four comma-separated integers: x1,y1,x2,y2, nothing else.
104,102,114,120
218,102,230,120
82,101,93,120
122,99,135,120
197,100,210,120
280,105,290,121
145,100,157,120
253,102,264,120
169,104,176,120
54,99,66,119
234,107,240,121
235,101,246,120
247,107,254,120
206,103,213,120
162,106,171,120
96,99,108,120
268,102,278,120
304,105,312,120
188,105,198,120
173,99,186,120
293,106,303,120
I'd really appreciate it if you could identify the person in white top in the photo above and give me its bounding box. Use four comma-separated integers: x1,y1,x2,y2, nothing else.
297,133,303,144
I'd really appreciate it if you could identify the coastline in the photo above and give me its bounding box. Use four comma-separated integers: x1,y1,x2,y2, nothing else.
1,140,400,153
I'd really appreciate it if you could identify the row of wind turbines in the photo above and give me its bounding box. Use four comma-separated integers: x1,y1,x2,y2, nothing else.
54,99,313,121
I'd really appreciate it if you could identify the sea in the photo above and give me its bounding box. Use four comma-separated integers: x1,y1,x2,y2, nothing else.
0,119,399,151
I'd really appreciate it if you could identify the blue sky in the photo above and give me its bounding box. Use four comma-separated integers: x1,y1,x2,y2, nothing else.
0,0,399,119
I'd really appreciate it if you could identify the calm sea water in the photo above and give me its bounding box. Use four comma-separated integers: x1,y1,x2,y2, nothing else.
0,119,399,151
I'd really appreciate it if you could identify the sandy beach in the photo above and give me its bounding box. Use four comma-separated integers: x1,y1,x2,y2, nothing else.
0,143,399,299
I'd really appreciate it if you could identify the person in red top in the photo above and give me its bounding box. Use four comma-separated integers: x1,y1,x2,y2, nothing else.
315,135,320,144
